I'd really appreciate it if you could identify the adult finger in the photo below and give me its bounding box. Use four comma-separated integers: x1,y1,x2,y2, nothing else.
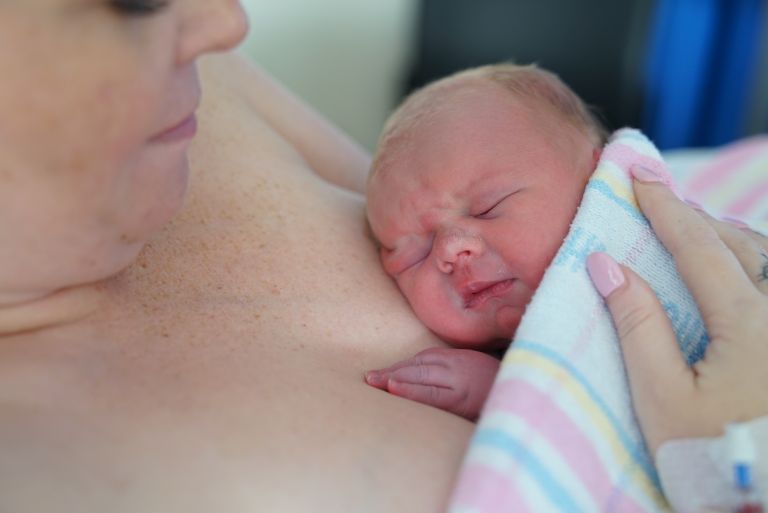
631,166,756,321
694,210,768,294
587,252,695,452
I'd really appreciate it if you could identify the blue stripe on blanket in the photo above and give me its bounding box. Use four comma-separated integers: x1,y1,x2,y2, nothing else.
515,340,660,489
587,180,710,365
586,180,650,225
474,428,587,513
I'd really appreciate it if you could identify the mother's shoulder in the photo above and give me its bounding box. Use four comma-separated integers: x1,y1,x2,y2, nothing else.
199,52,270,108
197,51,302,129
198,52,371,194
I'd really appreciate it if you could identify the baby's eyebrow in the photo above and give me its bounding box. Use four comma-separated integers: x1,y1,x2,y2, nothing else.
471,178,505,199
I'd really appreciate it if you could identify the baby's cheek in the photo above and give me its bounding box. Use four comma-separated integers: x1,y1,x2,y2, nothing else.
495,304,524,339
404,276,449,327
396,277,435,329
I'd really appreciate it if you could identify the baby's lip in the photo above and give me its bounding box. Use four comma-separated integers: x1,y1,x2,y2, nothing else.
461,279,515,309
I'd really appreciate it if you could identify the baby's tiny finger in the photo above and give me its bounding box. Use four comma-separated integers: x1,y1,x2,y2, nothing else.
390,363,455,388
364,370,389,388
387,379,458,411
371,355,425,375
411,347,456,367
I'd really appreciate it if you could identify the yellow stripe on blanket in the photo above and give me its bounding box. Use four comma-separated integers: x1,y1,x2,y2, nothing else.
502,347,669,510
593,164,640,210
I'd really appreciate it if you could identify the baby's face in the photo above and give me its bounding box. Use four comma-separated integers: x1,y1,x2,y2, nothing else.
367,83,597,346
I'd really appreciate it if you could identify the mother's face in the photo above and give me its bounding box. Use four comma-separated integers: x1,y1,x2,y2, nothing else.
0,1,247,296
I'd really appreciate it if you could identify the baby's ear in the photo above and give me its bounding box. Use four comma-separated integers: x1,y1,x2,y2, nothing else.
592,147,603,168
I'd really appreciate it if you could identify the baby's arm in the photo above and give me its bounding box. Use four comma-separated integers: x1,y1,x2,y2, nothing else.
365,348,500,421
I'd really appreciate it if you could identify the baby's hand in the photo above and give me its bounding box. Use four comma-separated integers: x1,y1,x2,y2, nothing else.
365,348,500,421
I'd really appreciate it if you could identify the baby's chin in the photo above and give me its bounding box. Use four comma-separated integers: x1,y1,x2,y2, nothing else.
432,304,524,349
433,319,518,350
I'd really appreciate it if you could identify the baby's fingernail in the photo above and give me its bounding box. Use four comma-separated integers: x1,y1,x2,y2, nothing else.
387,379,404,395
720,215,750,229
586,252,626,298
365,371,382,385
630,164,668,185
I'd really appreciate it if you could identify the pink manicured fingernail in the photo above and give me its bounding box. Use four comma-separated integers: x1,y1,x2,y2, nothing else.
586,252,626,298
721,216,750,229
630,164,667,184
684,198,704,210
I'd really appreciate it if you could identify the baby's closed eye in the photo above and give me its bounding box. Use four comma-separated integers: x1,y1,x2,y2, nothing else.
381,241,432,276
471,191,518,219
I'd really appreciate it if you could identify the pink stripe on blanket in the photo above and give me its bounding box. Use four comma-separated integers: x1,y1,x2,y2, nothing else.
452,463,533,513
482,378,647,513
720,180,768,219
684,136,768,196
602,143,667,180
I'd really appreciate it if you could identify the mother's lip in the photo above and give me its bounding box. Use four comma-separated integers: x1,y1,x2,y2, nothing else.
463,279,515,308
150,113,198,143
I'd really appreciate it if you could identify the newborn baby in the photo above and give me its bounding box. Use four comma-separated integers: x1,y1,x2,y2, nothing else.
364,63,607,420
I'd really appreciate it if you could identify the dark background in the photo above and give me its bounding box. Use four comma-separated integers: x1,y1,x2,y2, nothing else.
401,0,768,149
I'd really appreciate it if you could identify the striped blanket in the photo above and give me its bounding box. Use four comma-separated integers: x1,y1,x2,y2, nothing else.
448,129,768,513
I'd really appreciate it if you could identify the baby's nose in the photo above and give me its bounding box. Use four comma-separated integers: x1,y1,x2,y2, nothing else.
434,228,483,274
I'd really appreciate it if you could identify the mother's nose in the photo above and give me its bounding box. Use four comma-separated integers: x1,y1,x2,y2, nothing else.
434,228,484,274
177,0,250,65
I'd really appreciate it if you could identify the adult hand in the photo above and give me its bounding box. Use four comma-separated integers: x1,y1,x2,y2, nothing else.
586,164,768,455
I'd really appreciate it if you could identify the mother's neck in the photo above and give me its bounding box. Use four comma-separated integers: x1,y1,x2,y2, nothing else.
0,284,106,337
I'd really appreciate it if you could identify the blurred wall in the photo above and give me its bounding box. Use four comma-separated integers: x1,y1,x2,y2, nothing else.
240,0,418,151
238,1,767,152
405,0,652,134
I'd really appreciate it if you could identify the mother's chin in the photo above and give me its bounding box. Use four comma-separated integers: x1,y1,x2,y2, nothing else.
116,139,194,242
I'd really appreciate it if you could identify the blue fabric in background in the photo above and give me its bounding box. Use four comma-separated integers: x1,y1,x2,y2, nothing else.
643,0,766,149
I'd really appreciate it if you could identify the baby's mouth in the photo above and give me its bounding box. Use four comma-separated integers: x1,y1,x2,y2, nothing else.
463,279,515,309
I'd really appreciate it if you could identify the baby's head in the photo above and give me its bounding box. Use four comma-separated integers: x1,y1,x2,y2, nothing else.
366,63,607,347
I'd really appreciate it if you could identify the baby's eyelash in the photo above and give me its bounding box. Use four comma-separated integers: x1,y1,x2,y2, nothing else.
383,241,431,276
110,0,170,16
474,191,518,218
476,203,499,217
475,199,504,218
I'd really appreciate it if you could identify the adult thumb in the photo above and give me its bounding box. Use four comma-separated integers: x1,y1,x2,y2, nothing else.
587,252,693,452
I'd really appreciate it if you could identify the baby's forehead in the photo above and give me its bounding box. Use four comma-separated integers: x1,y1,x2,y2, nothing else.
369,162,431,204
368,165,443,221
383,78,498,139
372,155,506,220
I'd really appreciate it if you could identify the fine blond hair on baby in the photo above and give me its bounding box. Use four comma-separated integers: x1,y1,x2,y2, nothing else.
371,62,608,178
